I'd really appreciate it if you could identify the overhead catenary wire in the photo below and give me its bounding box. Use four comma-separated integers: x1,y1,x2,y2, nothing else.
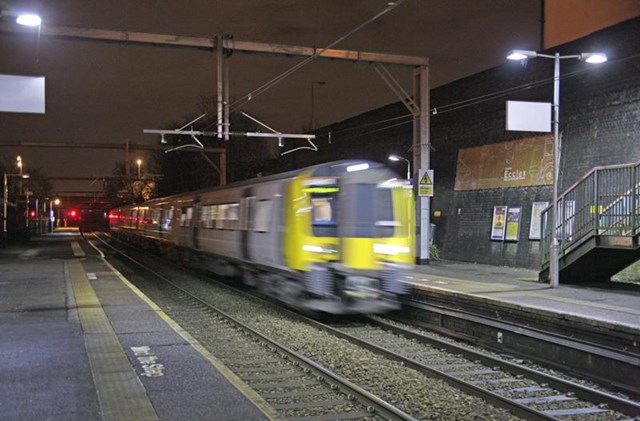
227,0,407,115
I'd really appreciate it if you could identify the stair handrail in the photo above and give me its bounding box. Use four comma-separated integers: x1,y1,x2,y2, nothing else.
541,159,640,265
552,159,640,207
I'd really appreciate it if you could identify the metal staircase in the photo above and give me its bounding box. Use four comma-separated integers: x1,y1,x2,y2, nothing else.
540,160,640,283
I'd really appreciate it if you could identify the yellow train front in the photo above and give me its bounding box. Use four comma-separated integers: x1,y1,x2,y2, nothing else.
109,160,414,315
283,161,414,313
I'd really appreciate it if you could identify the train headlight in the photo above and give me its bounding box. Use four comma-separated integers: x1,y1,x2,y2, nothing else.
373,243,411,255
303,244,338,254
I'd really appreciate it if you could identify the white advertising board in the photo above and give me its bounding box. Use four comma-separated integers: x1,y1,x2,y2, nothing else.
0,74,45,114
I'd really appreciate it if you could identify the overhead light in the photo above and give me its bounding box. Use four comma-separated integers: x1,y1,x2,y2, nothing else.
1,10,42,26
16,13,41,26
506,50,537,60
580,53,607,64
388,154,401,161
346,163,369,172
22,174,30,179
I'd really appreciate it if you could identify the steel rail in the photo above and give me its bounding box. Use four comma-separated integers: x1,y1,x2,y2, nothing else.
369,316,640,417
401,297,640,399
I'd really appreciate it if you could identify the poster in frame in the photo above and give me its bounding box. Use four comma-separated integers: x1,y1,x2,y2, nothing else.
528,201,549,240
490,206,508,241
505,207,522,241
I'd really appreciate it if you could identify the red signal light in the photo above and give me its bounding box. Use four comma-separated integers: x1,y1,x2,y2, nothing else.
29,210,36,217
68,209,78,218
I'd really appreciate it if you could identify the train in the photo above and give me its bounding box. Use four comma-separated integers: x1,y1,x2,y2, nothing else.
108,160,415,314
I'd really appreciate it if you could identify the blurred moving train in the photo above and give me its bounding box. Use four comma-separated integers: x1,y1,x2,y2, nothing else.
109,160,415,314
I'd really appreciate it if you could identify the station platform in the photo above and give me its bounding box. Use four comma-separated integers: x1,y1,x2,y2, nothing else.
0,230,275,421
408,259,640,333
1,230,639,420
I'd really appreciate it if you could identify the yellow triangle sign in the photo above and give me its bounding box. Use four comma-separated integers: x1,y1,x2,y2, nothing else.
420,171,432,186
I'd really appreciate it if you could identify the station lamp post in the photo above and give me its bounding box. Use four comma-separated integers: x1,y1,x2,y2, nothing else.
16,155,23,194
49,198,60,232
506,49,607,288
2,173,30,247
388,154,411,181
136,159,142,179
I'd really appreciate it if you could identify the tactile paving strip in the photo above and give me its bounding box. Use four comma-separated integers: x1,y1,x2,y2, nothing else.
67,259,158,421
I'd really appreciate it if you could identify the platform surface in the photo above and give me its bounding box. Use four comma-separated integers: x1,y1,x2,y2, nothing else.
0,230,274,421
409,259,640,332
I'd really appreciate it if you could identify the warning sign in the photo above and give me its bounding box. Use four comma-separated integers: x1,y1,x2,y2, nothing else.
418,169,434,197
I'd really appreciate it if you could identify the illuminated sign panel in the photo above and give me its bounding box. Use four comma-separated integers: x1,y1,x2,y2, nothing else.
0,74,45,114
454,136,553,191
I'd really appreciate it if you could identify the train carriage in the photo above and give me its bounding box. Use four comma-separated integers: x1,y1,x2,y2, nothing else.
110,160,414,314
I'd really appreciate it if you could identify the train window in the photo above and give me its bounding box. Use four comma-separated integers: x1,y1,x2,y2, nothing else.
149,209,159,225
186,207,193,227
215,205,225,229
162,207,174,231
226,203,239,230
202,205,218,229
253,200,272,232
216,203,239,230
310,189,338,237
139,209,147,227
159,209,165,230
339,184,394,238
208,205,218,229
373,188,395,237
201,205,211,228
180,207,193,227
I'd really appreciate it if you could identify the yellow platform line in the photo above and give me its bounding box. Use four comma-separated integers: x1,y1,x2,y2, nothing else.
67,260,158,421
71,241,86,257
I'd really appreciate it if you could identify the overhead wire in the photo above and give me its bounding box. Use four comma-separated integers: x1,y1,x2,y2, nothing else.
227,0,407,114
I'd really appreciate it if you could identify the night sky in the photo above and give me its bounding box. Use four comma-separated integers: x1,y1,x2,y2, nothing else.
0,0,541,194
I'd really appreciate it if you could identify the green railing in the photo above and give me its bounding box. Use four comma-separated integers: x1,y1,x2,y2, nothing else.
541,160,640,265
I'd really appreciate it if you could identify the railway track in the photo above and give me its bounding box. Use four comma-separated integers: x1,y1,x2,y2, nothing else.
90,233,640,420
322,317,640,420
400,295,640,399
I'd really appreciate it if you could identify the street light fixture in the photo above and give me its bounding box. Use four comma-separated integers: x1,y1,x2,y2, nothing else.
506,49,607,288
16,13,41,26
49,198,60,232
136,159,142,179
0,10,42,26
2,173,30,247
388,154,411,180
